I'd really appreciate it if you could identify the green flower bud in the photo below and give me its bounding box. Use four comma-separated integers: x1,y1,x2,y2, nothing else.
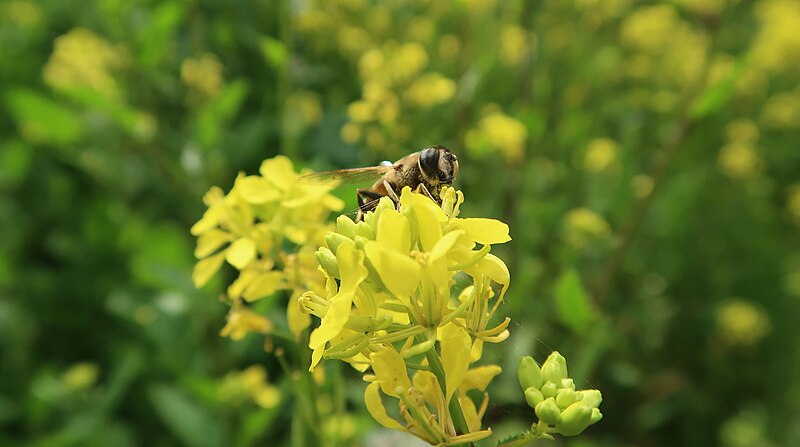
325,233,352,254
534,397,561,426
336,215,357,239
355,221,375,240
315,247,340,278
541,351,568,384
518,356,543,391
590,408,603,424
524,387,544,408
541,381,558,398
580,389,602,408
555,388,580,409
560,378,575,390
555,403,593,436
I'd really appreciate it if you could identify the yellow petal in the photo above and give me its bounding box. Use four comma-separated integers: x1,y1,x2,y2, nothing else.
287,291,311,339
243,271,287,301
308,243,367,350
429,230,464,262
364,382,405,430
369,346,412,398
227,268,259,299
260,155,297,190
194,229,230,258
461,365,502,392
254,385,281,408
400,188,445,251
470,339,484,363
364,241,421,299
459,394,481,432
453,218,511,245
412,370,439,406
235,176,281,204
376,209,411,254
226,238,256,269
440,323,472,402
477,254,510,299
190,207,221,236
192,251,226,287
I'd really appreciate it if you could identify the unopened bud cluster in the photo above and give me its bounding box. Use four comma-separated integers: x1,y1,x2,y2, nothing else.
518,352,602,437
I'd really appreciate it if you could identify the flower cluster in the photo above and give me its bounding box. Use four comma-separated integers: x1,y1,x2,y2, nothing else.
301,186,511,444
518,352,603,438
191,156,344,340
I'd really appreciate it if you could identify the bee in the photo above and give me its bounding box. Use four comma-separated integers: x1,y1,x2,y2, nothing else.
303,145,459,221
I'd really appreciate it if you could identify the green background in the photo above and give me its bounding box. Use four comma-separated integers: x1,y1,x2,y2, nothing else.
2,0,799,446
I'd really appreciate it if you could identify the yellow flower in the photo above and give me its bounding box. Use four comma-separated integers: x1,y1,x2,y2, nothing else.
181,53,224,99
219,365,281,408
63,362,100,390
583,138,618,172
761,91,800,129
717,143,763,180
500,25,530,66
405,72,457,108
562,208,611,249
715,299,771,348
219,300,273,341
725,119,760,144
302,187,509,444
43,28,126,99
750,0,800,75
465,109,528,162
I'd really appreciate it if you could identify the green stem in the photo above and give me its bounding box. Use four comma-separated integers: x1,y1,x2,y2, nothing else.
424,349,473,446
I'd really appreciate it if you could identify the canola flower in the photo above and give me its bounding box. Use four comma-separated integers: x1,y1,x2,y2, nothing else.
191,156,344,340
300,186,511,445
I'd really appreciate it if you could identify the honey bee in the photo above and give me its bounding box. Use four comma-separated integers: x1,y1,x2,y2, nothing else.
302,145,459,221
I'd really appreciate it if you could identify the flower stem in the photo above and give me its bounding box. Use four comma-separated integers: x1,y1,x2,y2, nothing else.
424,349,473,446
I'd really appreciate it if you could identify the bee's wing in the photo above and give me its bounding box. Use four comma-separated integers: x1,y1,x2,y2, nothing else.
299,165,392,186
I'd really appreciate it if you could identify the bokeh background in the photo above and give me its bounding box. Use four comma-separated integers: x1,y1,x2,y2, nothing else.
2,0,800,446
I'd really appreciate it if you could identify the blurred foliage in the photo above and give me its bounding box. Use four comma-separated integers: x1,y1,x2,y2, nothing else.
1,0,799,446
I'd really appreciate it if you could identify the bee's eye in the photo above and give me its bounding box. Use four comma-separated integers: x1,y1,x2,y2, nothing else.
419,148,440,177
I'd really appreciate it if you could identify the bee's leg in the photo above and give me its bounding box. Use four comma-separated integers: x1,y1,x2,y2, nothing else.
417,184,437,202
356,188,384,220
382,180,401,206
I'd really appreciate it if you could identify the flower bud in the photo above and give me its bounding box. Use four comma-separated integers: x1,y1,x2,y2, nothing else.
541,381,558,398
315,247,340,278
555,388,580,409
560,378,574,390
336,215,357,239
541,351,568,384
590,408,603,424
524,387,544,408
355,221,375,240
325,233,352,254
518,356,543,390
534,397,561,426
580,389,602,408
555,402,592,436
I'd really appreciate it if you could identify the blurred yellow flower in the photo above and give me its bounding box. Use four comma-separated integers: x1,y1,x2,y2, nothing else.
725,119,760,144
219,365,281,408
500,25,530,66
5,0,42,28
675,0,727,16
62,362,100,391
751,0,800,75
620,5,678,52
583,138,618,172
181,53,224,99
717,142,763,180
438,34,461,59
563,208,612,249
761,91,800,129
405,72,457,108
340,122,361,144
220,301,274,341
284,90,323,127
43,28,126,98
632,175,654,199
715,299,771,347
465,109,528,162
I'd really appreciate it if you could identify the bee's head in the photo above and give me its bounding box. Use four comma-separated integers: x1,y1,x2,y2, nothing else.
419,145,459,185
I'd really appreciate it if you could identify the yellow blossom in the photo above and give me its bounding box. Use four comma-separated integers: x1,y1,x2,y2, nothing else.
715,299,772,347
405,73,457,108
219,300,273,341
750,0,800,75
562,208,611,249
63,362,100,390
465,109,528,162
725,119,760,144
583,138,618,172
219,365,281,408
500,25,530,66
718,143,763,180
181,53,224,99
43,28,126,98
761,91,800,129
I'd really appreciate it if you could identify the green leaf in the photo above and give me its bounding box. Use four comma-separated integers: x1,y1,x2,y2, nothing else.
690,56,748,119
259,36,288,69
554,269,595,335
4,89,84,145
148,384,225,447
